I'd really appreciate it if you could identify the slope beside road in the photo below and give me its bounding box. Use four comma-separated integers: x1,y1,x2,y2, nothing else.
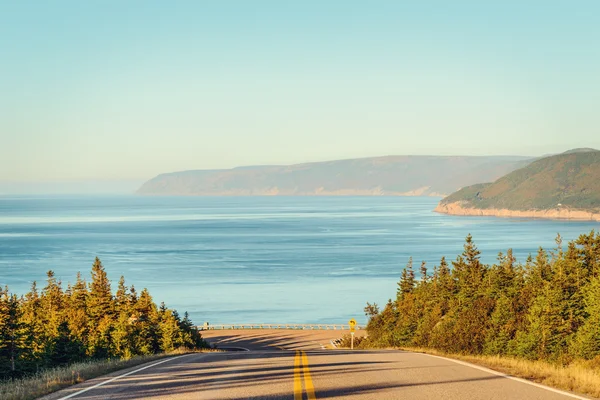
41,330,592,400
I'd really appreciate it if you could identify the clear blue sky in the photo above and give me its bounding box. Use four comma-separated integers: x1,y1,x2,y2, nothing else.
1,1,599,183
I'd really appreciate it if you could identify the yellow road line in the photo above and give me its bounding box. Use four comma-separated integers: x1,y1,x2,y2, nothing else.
301,351,317,400
293,350,303,400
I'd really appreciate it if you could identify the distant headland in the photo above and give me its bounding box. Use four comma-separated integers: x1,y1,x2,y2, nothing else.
435,149,600,221
136,155,531,197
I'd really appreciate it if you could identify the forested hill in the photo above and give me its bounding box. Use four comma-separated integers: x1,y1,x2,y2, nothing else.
437,149,600,214
137,155,531,197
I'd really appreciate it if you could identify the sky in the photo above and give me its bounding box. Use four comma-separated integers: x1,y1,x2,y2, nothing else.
1,1,599,185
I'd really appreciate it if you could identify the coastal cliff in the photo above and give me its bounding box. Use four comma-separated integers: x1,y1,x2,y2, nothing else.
435,201,600,221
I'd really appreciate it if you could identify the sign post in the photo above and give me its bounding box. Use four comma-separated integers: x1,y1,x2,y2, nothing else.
348,318,357,350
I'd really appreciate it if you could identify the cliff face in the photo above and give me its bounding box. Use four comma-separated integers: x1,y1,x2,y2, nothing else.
137,155,531,196
435,150,600,220
435,201,600,221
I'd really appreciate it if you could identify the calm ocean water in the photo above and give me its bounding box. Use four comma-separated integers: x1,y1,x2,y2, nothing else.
0,195,598,325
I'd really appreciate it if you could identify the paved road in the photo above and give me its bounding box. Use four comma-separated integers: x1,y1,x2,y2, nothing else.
202,328,355,351
43,330,590,400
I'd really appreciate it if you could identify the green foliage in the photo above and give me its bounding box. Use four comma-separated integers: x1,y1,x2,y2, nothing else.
365,231,600,364
0,259,207,380
572,276,600,359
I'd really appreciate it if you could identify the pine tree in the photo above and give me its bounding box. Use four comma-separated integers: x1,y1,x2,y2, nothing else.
158,309,183,352
0,259,205,380
0,290,24,375
47,321,86,366
111,275,134,358
420,261,428,283
363,231,600,363
512,282,566,360
133,289,160,354
115,276,129,312
66,272,89,348
484,294,515,355
575,230,600,277
19,281,46,369
87,258,115,358
397,257,415,300
453,234,484,299
88,258,113,321
111,311,133,359
571,275,600,359
40,270,65,359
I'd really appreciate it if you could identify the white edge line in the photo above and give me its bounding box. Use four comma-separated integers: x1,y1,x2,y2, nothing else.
56,354,192,400
223,346,250,352
209,345,251,352
419,353,590,400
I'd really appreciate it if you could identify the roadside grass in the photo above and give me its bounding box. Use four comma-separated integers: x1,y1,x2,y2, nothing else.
400,347,600,399
333,333,367,349
332,336,600,399
0,348,221,400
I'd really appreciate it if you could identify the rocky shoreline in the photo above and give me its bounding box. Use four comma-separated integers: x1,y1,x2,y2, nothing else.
435,202,600,222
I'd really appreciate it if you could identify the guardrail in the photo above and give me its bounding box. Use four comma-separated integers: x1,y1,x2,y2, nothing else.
198,323,363,331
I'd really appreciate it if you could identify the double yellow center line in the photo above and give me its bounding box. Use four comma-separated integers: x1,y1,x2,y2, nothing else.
293,350,317,400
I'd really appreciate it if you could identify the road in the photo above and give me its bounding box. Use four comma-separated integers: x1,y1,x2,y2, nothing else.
42,330,590,400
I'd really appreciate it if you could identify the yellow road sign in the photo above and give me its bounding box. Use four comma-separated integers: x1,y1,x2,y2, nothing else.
349,318,357,332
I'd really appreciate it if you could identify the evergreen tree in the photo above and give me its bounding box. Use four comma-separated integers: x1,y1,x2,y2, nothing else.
133,289,160,354
397,257,415,300
87,258,115,358
571,275,600,359
47,321,86,366
0,291,25,375
419,261,428,283
453,234,483,301
19,281,46,370
0,258,206,380
88,258,113,321
364,231,600,364
514,283,566,360
41,271,64,340
66,272,89,348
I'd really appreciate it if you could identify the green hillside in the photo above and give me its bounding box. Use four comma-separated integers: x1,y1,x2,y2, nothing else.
439,150,600,212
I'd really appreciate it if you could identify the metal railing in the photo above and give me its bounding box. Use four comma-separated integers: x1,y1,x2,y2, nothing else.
198,323,362,331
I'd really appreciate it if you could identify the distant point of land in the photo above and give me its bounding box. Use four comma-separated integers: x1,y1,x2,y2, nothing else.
136,155,532,197
435,149,600,221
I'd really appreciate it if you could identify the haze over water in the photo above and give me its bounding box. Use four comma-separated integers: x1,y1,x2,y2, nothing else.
1,196,598,325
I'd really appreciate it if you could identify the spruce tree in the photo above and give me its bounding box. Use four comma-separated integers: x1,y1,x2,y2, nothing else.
419,261,428,283
0,259,205,380
19,281,46,369
66,272,89,347
397,257,415,300
40,271,65,355
88,258,113,321
571,275,600,359
0,290,22,375
133,289,160,354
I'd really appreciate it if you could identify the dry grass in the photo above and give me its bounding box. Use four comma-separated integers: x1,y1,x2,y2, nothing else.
401,347,600,399
0,349,219,400
334,333,367,349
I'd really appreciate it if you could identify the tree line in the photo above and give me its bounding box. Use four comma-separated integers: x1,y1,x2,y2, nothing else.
364,231,600,363
0,258,206,379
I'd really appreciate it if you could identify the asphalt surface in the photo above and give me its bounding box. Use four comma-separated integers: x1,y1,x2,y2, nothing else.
42,330,590,400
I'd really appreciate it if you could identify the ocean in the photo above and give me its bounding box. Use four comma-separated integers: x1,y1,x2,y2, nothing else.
0,195,598,325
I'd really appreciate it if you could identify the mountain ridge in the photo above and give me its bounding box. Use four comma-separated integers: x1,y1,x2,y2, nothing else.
137,155,532,197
